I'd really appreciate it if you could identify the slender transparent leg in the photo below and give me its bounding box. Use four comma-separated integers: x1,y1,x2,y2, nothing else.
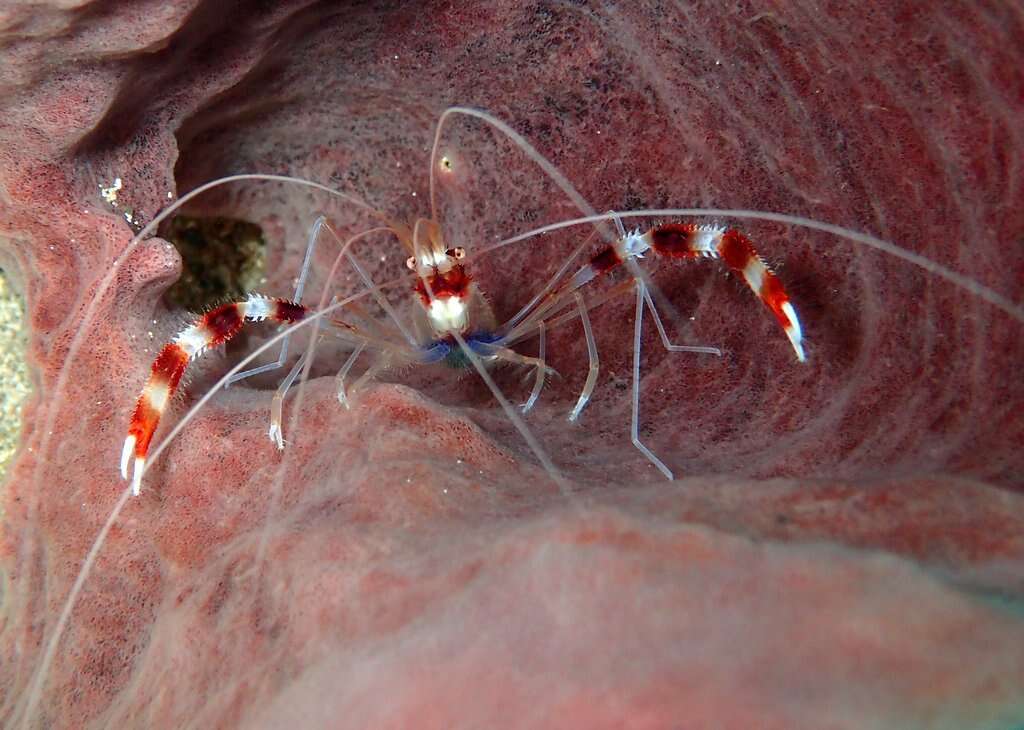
520,322,546,413
267,346,315,449
339,354,395,409
642,287,722,356
485,343,556,399
450,330,570,497
321,221,419,348
344,248,418,347
335,342,367,410
630,281,674,480
350,358,385,393
502,211,623,342
503,231,596,334
568,292,599,422
227,215,326,386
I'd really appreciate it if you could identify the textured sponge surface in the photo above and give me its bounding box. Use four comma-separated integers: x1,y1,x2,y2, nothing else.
1,1,1023,729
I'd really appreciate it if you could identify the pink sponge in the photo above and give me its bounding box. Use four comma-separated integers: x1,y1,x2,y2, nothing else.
1,1,1023,728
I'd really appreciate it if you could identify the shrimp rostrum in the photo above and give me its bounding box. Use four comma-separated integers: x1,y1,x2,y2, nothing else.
120,107,807,495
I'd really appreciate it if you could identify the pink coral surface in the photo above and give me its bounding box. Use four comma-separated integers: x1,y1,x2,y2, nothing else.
1,1,1023,728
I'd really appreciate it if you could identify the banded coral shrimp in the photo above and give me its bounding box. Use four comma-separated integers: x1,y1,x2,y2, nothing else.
119,107,810,496
11,97,1024,730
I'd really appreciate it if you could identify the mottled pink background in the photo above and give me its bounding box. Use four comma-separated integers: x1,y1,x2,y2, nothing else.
1,1,1022,728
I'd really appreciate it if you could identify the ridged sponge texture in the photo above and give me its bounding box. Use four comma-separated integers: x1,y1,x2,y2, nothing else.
1,1,1023,728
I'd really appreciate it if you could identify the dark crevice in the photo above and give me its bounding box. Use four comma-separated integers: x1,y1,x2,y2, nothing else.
160,214,266,312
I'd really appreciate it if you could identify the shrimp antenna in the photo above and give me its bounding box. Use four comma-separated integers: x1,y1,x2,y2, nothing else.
429,106,616,244
428,109,704,346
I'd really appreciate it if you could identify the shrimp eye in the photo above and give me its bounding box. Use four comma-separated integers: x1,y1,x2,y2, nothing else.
406,256,416,270
448,247,465,260
440,155,452,171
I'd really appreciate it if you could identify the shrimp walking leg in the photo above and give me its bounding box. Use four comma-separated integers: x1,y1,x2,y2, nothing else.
501,231,598,335
450,330,571,496
567,292,599,422
342,354,392,406
519,322,546,413
268,344,319,449
642,286,723,357
335,342,367,409
482,344,556,389
630,281,674,480
263,221,420,444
